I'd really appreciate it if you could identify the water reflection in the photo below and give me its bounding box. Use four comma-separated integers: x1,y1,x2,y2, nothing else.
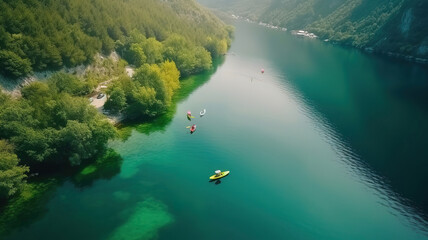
0,149,125,238
306,99,428,236
72,149,124,188
209,179,223,185
266,42,428,234
0,178,60,236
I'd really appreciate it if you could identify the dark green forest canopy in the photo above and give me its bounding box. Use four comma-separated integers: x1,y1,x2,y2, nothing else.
0,77,116,199
0,80,116,170
0,0,233,78
199,0,428,58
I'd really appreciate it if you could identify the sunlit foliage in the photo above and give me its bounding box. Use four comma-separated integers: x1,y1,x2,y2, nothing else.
0,0,231,79
0,140,29,199
105,60,181,119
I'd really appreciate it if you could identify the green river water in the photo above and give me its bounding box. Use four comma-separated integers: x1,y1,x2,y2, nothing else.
2,21,428,240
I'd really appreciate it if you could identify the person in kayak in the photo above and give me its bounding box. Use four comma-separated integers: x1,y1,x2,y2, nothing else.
190,124,196,134
187,111,192,120
209,170,230,180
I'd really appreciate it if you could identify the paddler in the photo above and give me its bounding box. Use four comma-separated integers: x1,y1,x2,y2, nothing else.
187,111,192,120
190,124,196,134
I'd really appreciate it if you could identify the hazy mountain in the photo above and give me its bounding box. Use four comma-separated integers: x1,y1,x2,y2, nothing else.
199,0,428,60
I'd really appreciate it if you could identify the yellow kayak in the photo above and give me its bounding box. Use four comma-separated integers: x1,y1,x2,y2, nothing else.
209,171,230,180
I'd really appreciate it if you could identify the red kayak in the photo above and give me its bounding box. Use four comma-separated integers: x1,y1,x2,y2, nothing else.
190,124,196,133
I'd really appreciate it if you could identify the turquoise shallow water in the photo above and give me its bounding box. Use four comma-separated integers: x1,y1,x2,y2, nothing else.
3,21,428,240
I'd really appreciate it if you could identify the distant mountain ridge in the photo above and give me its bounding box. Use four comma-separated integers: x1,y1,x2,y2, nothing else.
199,0,428,61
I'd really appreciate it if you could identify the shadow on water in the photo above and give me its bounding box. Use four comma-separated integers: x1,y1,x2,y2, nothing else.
0,177,60,236
209,179,224,185
0,148,124,237
117,57,225,139
71,149,124,188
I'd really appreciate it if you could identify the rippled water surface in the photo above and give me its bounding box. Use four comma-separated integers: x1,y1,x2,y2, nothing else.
3,21,428,240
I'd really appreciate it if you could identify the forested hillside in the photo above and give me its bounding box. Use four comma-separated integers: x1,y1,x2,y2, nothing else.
199,0,428,60
0,0,232,78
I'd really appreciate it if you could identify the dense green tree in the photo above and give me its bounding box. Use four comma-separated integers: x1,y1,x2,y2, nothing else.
47,72,89,96
21,82,54,128
58,120,94,166
104,87,127,114
163,34,212,76
205,37,228,57
129,43,147,67
0,140,29,199
159,61,180,101
0,50,32,78
133,64,168,105
127,86,164,118
105,60,180,119
110,76,136,102
142,38,164,64
11,127,58,165
193,47,213,73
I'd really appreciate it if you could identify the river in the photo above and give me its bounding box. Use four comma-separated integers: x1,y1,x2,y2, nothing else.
3,20,428,240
